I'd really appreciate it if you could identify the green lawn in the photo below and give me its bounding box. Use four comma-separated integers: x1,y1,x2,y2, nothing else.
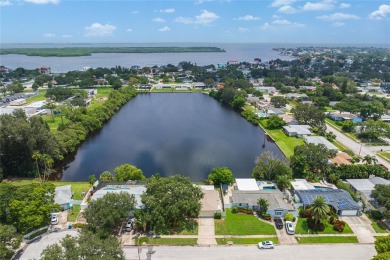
95,87,113,98
216,237,278,245
151,88,174,92
26,90,47,103
378,152,390,163
43,115,69,132
172,220,198,235
136,238,197,246
68,205,81,222
3,179,90,200
296,236,358,244
295,218,353,234
215,209,276,235
365,213,389,233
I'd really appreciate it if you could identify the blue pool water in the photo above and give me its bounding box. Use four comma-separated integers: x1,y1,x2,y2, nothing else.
263,186,276,190
104,187,130,190
314,186,332,190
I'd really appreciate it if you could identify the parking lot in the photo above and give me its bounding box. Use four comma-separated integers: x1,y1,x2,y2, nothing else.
1,92,36,106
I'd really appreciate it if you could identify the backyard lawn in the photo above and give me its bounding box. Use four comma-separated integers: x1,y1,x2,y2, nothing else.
215,209,276,235
95,87,113,98
295,218,353,234
296,236,358,244
68,205,81,222
216,237,278,245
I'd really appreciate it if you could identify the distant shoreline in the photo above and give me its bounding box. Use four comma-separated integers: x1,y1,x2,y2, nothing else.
0,47,225,57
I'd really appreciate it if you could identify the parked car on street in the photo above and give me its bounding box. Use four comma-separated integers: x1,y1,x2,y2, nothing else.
285,221,294,235
258,240,274,249
274,217,283,230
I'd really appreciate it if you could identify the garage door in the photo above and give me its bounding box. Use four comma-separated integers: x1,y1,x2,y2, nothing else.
341,210,358,216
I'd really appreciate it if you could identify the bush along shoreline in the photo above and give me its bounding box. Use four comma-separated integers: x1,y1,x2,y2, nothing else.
0,87,137,180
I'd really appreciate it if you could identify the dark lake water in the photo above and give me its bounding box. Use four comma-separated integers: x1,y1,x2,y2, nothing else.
60,93,284,182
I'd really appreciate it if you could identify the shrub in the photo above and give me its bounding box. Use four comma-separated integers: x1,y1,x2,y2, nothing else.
214,212,222,219
284,213,294,222
262,214,271,221
231,206,238,214
329,216,338,225
237,208,253,214
299,208,312,218
136,237,150,245
333,220,345,232
371,210,384,220
315,223,326,232
72,223,87,229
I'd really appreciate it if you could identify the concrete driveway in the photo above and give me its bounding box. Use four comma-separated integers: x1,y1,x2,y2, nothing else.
274,218,298,245
341,215,376,244
197,218,217,246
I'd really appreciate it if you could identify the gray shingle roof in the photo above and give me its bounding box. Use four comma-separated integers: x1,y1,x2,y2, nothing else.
54,185,72,205
232,190,293,210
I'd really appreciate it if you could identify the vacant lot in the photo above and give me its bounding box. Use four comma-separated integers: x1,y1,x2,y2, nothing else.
215,209,276,235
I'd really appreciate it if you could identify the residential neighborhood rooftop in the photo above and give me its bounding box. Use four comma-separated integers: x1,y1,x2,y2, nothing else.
303,136,339,151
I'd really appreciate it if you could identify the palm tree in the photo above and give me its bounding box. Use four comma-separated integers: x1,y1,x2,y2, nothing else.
32,151,42,181
257,198,269,214
310,196,330,227
42,154,54,181
363,155,378,165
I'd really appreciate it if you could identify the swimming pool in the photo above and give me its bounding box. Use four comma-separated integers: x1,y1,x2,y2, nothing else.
104,187,130,190
314,186,332,190
263,186,276,190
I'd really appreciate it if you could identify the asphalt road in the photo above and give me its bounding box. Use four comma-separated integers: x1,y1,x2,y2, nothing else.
19,231,377,260
326,123,390,169
123,244,376,260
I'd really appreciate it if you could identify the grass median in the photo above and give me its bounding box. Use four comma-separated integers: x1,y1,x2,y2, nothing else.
135,237,198,246
296,236,358,244
216,237,278,245
215,209,276,235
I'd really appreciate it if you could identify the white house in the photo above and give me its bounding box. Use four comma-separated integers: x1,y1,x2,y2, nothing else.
303,136,339,152
54,185,72,211
283,125,311,138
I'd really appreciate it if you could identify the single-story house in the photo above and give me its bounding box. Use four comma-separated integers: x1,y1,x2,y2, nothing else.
330,152,353,165
283,125,311,138
231,190,296,218
346,177,390,209
285,93,309,101
381,114,390,123
291,179,315,192
295,189,362,216
235,178,259,191
91,184,146,209
327,112,363,123
303,136,339,152
278,114,298,125
175,84,192,90
54,185,72,210
192,82,206,88
154,84,172,89
199,186,222,218
255,86,276,93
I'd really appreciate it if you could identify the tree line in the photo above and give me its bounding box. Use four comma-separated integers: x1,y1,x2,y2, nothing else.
0,86,137,180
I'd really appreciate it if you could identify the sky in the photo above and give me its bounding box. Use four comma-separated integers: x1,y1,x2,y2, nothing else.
0,0,389,44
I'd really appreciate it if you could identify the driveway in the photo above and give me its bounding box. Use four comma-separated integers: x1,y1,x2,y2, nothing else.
341,215,376,244
275,219,298,245
197,218,217,246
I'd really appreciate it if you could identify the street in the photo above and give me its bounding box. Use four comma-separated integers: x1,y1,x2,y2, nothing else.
123,244,376,260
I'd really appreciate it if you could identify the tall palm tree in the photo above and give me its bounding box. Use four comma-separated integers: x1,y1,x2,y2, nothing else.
310,196,330,227
32,151,42,181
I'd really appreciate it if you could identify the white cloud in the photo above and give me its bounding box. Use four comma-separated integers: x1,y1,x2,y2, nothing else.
43,33,56,38
272,15,282,19
332,22,345,27
153,17,166,23
61,34,72,38
369,5,390,20
277,5,299,14
340,3,350,9
158,26,170,32
271,0,296,7
302,0,335,11
317,12,360,21
238,27,249,32
0,0,13,6
175,10,219,25
272,19,305,27
261,22,273,30
235,15,260,21
24,0,59,4
272,19,291,25
84,23,116,37
126,28,133,32
160,8,175,13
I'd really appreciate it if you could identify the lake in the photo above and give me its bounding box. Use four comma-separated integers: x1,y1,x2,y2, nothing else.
59,93,284,182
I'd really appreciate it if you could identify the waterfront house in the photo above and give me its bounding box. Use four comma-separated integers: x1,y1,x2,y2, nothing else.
303,136,339,152
54,185,72,211
283,125,311,138
199,186,222,218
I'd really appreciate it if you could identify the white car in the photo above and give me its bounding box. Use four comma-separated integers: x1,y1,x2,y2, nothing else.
51,215,59,225
258,240,274,249
125,219,134,232
285,221,294,235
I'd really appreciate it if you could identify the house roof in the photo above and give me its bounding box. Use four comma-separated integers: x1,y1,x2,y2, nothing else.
200,188,221,212
346,177,390,193
232,190,294,210
278,114,297,123
291,179,315,191
304,136,339,151
235,178,259,191
283,125,311,135
92,185,146,209
330,152,352,165
54,185,72,205
296,189,361,211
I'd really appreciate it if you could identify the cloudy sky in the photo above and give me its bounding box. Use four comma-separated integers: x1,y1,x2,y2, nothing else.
1,0,389,44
